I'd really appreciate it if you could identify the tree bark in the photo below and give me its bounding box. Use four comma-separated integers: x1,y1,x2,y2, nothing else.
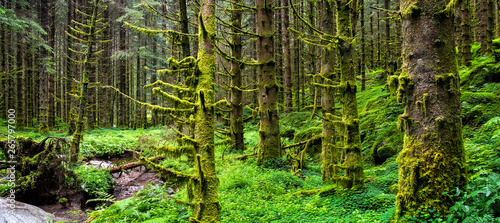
118,0,127,127
459,0,472,66
396,0,467,218
256,0,281,164
230,0,245,152
191,0,220,219
282,0,292,113
321,0,339,182
334,0,364,189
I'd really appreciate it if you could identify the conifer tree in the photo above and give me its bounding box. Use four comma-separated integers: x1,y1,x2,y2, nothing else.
121,0,222,220
334,0,364,189
396,0,467,218
256,0,281,164
282,0,292,113
67,0,108,162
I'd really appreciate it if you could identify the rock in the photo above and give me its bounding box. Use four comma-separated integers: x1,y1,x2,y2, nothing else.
0,197,54,223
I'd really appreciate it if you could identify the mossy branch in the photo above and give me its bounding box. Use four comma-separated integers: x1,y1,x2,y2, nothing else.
153,87,196,107
157,145,195,158
144,80,192,92
140,156,194,186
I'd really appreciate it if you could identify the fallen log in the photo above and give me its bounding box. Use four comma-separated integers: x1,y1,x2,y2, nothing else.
108,155,164,173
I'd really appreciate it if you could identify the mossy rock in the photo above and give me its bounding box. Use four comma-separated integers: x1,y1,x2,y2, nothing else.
370,123,403,165
293,127,322,157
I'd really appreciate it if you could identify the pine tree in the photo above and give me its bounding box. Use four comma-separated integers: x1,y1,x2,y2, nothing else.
396,0,467,218
256,0,281,164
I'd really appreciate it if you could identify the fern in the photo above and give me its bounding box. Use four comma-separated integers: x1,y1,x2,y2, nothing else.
86,191,116,205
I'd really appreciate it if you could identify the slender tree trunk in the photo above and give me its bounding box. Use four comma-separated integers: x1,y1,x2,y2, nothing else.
71,0,101,162
151,41,159,126
16,33,24,129
282,0,292,113
334,0,364,189
230,0,244,152
396,0,467,218
38,0,49,132
370,13,374,69
308,1,318,106
479,0,491,54
459,0,472,66
377,0,381,67
321,0,338,182
118,0,127,127
360,0,366,90
257,0,281,164
384,0,390,71
48,0,55,128
0,0,5,120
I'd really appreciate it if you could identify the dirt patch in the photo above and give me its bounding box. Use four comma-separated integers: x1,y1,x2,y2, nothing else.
112,166,163,201
38,163,162,222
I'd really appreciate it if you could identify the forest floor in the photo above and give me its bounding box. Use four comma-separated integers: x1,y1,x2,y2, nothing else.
1,52,499,222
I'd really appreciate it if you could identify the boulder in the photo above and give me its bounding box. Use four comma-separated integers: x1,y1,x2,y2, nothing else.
0,197,54,223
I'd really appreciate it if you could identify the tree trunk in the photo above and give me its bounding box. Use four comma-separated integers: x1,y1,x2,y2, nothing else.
71,0,102,162
16,33,24,129
459,0,472,66
118,0,127,127
256,0,281,164
360,0,366,91
479,0,492,54
334,0,364,189
48,0,55,128
396,0,467,218
282,0,292,113
384,0,391,71
38,0,49,133
191,0,220,220
230,0,245,152
321,0,339,182
0,0,5,120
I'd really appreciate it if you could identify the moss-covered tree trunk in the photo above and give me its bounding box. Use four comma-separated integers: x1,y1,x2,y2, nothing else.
282,0,292,113
334,0,364,189
376,0,381,67
70,0,101,162
256,0,281,164
458,0,472,66
396,0,468,218
308,1,317,106
230,0,245,152
321,0,339,182
190,0,220,220
100,6,112,127
384,0,391,72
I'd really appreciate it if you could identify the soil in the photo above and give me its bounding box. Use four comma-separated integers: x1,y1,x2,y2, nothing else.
36,156,162,223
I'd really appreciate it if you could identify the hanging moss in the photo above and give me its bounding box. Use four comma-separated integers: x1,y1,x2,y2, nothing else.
387,75,399,96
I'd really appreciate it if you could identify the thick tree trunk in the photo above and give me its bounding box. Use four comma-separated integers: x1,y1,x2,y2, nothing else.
256,0,281,164
396,0,467,218
321,0,338,182
282,0,292,113
190,0,220,220
334,0,364,189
